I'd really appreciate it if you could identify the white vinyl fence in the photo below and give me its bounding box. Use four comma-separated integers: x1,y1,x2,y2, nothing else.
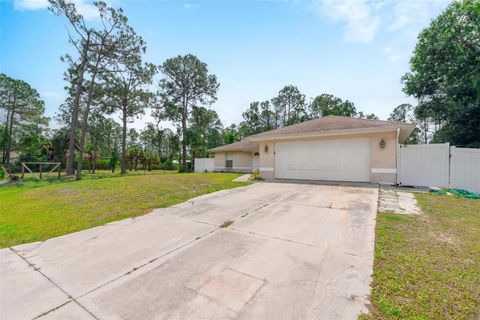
450,147,480,193
194,158,215,173
398,143,480,193
399,143,450,188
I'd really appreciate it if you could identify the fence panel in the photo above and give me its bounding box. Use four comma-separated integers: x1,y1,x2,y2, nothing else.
399,143,450,187
450,147,480,193
194,158,215,173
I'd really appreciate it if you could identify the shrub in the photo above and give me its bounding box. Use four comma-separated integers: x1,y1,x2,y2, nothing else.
249,170,263,181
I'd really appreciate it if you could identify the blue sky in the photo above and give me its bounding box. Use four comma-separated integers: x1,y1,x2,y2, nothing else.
0,0,451,129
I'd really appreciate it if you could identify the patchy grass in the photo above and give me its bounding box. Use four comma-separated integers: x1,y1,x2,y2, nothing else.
363,194,480,319
219,220,234,228
0,172,248,248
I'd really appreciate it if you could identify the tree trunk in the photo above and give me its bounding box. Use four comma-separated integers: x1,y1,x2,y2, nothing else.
181,105,187,170
5,92,16,165
121,104,127,174
2,108,10,163
92,137,97,174
76,54,100,180
111,143,116,173
66,34,91,176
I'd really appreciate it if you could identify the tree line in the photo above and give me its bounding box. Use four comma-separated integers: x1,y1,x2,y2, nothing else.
225,87,380,142
1,0,478,178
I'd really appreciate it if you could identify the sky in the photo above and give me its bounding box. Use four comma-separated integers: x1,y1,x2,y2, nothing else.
0,0,451,130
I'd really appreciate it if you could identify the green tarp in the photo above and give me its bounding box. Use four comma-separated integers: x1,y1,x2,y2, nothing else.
430,188,480,199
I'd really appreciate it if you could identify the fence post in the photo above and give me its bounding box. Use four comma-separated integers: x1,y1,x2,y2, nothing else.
449,145,455,189
39,164,42,180
21,164,25,179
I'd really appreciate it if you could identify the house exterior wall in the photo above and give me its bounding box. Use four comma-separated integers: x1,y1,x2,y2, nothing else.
369,131,397,184
259,141,275,179
213,151,253,173
258,130,398,184
214,152,226,170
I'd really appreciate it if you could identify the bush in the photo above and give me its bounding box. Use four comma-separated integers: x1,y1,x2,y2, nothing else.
249,170,263,181
73,159,115,171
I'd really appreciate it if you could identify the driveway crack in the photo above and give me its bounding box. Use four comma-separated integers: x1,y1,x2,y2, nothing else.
9,248,99,320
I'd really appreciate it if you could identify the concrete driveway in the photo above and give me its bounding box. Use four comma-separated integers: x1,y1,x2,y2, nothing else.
1,182,378,320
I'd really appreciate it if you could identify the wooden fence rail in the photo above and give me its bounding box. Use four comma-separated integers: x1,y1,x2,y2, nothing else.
21,162,61,180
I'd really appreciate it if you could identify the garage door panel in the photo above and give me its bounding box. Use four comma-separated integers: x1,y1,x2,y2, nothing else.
275,139,371,182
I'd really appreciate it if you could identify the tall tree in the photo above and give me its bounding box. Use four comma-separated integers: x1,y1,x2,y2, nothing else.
259,100,275,131
0,74,47,164
357,112,379,120
240,102,262,136
309,94,357,118
188,106,223,159
223,124,241,144
402,0,480,147
157,54,219,169
388,103,414,122
50,0,143,176
75,3,140,180
271,85,307,126
102,55,156,174
388,104,420,144
49,0,94,175
238,100,277,137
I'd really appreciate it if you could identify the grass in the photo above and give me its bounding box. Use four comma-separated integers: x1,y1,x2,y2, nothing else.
363,193,480,319
0,171,248,248
219,220,233,228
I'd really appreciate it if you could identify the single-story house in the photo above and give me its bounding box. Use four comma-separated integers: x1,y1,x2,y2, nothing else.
211,116,415,184
210,139,259,173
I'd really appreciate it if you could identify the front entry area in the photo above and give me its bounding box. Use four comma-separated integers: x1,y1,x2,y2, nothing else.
274,138,372,182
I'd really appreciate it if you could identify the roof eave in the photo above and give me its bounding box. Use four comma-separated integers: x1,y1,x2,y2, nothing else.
247,125,415,142
210,149,256,153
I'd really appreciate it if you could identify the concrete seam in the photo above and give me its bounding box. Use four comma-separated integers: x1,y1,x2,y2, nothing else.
12,184,307,318
289,202,353,211
9,248,100,320
233,186,307,222
74,186,303,299
74,228,219,300
229,228,320,249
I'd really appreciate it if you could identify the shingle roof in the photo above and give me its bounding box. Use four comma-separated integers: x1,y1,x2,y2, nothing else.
248,115,415,140
209,139,259,153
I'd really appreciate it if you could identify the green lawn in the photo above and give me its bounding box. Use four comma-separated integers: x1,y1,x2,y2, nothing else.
0,171,248,248
363,194,480,319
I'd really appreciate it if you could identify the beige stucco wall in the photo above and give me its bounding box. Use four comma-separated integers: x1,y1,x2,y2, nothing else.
233,152,253,170
214,152,226,169
369,131,397,184
213,151,253,173
258,130,398,184
259,141,275,179
370,131,396,169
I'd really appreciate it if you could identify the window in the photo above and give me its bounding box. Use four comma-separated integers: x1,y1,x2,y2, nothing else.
226,152,233,169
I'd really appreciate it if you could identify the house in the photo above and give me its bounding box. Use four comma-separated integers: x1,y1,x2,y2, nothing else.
211,116,415,184
210,139,259,173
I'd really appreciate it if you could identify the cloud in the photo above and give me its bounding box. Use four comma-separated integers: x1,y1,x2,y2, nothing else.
14,0,99,20
312,0,380,43
14,0,49,10
310,0,451,65
383,0,450,63
183,3,198,10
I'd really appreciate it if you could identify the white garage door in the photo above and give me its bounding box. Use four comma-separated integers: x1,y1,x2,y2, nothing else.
275,138,371,182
